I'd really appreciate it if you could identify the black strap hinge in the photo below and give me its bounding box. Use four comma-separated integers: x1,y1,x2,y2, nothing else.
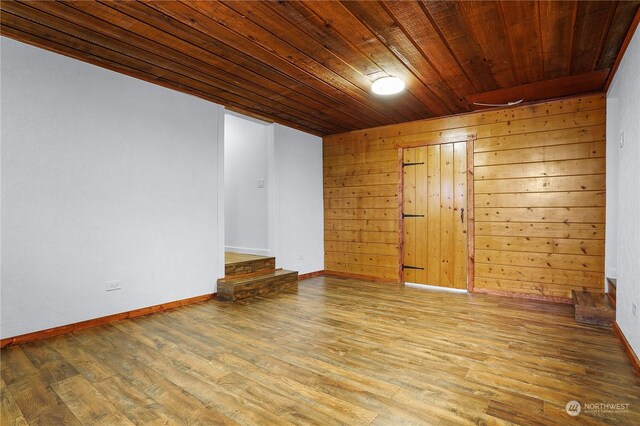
402,162,424,167
402,264,424,270
402,213,424,218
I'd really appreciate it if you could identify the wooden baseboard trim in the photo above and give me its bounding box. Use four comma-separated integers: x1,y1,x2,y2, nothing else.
471,288,572,304
613,321,640,377
323,270,399,284
0,293,216,349
298,270,324,280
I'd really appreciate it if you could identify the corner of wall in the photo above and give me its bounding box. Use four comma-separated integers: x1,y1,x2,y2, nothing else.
607,24,640,359
216,105,226,282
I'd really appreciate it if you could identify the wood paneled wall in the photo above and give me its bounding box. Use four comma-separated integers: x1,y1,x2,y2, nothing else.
323,94,606,300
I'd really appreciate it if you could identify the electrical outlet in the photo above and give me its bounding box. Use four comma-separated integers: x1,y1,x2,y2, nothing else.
619,132,625,149
257,179,265,188
106,280,122,292
633,303,637,317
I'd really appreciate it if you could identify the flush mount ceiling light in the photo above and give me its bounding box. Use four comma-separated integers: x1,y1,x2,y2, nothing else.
371,76,405,95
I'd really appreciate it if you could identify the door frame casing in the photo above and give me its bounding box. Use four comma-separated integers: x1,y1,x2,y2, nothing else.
397,137,476,291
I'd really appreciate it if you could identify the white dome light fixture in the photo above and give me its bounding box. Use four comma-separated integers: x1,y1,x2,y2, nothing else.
371,76,405,95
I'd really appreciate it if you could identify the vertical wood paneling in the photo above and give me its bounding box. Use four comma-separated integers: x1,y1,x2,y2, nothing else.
402,148,417,283
440,144,455,287
466,139,476,292
427,145,442,286
453,142,468,289
324,94,606,299
415,148,428,285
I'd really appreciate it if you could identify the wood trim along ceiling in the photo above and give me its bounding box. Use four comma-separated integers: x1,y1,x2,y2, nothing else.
0,0,638,136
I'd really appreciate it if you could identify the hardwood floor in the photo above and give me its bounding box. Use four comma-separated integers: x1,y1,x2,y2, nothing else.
2,276,639,425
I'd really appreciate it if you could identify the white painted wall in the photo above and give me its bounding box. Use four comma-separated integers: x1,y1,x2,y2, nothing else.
224,113,270,255
273,124,324,275
606,28,640,357
223,114,325,273
0,38,224,338
605,96,619,282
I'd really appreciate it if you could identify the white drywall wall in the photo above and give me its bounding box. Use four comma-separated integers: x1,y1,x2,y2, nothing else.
607,27,640,357
224,113,270,255
1,37,224,338
273,124,324,274
605,96,619,281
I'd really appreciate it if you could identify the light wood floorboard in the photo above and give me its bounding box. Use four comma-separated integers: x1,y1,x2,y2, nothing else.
2,276,639,425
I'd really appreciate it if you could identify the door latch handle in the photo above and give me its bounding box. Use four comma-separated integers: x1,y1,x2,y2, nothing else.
461,208,465,224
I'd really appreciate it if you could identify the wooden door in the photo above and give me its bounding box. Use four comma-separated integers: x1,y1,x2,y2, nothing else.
402,142,468,289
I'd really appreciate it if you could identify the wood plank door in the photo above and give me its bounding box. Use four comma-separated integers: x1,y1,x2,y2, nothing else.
402,142,468,289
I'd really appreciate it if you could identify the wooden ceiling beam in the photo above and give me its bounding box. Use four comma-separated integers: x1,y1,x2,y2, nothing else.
466,70,608,110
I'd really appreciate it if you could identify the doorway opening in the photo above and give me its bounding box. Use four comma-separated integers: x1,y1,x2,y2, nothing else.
399,140,474,291
223,112,275,259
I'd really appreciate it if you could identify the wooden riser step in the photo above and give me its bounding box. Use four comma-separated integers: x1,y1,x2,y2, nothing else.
217,270,298,302
572,290,615,328
225,256,275,277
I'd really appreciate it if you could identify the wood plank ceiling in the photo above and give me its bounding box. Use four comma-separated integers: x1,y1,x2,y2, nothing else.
1,0,638,136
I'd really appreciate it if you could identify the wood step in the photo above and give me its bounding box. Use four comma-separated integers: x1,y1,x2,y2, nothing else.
217,270,298,302
572,290,615,328
607,277,617,307
225,255,276,277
